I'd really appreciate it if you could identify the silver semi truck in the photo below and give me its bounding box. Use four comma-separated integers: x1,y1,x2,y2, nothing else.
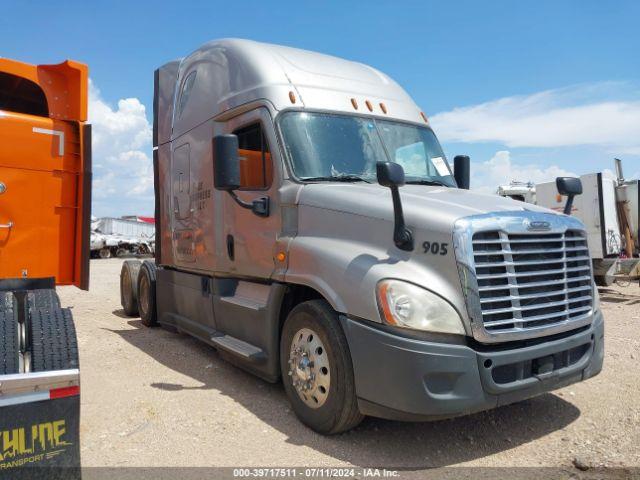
120,39,604,434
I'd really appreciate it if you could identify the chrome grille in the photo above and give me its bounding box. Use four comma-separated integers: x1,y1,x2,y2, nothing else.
472,229,593,333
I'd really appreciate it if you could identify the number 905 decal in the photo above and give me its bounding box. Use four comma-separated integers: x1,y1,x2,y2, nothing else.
422,241,448,256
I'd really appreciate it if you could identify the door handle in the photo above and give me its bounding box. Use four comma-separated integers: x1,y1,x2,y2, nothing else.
0,221,13,229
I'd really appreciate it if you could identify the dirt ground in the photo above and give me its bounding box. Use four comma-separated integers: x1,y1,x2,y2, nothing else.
58,259,640,473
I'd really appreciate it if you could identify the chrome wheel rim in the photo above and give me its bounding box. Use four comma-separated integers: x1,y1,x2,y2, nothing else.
288,327,330,408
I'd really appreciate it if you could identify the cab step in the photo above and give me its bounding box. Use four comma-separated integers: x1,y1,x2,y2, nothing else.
210,334,266,364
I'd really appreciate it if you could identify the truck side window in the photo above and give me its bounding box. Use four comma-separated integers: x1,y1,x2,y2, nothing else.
234,123,273,190
0,72,49,117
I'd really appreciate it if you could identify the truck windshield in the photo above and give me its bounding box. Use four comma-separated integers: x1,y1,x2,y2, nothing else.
279,111,456,187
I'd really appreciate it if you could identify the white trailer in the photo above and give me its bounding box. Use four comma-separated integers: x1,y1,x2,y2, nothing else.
91,217,155,258
94,217,156,238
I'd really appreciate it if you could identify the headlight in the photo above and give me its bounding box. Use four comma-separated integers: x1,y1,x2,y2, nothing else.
376,279,465,334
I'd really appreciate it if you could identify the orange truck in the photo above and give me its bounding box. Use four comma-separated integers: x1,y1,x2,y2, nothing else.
0,57,90,478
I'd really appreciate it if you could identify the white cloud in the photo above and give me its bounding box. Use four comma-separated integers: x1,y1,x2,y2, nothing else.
471,151,576,194
430,83,640,151
88,81,153,216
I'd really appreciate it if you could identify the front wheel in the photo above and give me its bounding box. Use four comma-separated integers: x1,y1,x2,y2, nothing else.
280,300,363,434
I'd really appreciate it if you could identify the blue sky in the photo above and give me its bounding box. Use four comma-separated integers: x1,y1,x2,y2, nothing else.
2,0,639,216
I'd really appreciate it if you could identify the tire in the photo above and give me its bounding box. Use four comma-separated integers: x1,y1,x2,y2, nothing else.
99,247,112,259
137,261,158,327
614,277,631,288
28,289,61,311
280,300,363,434
120,260,141,316
29,308,79,372
0,310,19,374
0,292,13,313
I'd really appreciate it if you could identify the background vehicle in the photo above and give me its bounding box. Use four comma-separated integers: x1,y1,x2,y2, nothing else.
91,217,155,259
121,39,604,434
499,158,639,285
0,56,89,476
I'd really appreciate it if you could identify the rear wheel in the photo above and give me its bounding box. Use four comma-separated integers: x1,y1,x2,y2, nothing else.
30,307,79,372
0,292,13,313
0,309,19,374
99,247,111,259
137,261,157,327
28,289,61,311
280,300,363,434
120,260,141,316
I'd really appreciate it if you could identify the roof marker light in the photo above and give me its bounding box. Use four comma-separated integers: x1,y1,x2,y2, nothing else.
365,100,373,112
289,91,296,104
351,98,358,110
380,103,387,114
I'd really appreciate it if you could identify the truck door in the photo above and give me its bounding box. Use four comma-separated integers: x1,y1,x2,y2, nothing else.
220,108,281,279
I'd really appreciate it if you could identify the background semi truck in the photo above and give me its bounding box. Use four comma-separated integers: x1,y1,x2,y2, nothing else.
499,158,639,285
121,39,604,434
0,57,90,475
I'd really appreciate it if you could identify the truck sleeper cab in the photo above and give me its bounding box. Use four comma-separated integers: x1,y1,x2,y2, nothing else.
121,39,604,434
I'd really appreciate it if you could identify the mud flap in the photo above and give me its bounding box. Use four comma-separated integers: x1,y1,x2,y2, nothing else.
0,394,80,479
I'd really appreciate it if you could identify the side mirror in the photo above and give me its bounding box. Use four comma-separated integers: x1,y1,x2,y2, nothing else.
376,162,413,251
213,133,269,217
556,176,582,215
377,161,405,187
213,134,240,191
454,155,470,190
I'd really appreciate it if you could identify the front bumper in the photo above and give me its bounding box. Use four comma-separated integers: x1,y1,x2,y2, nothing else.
340,311,604,421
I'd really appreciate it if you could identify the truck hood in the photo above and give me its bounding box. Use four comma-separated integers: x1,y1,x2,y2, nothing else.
298,183,555,225
290,183,567,331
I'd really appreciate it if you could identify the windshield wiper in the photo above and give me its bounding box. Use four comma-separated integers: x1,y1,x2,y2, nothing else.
405,179,451,187
301,175,372,183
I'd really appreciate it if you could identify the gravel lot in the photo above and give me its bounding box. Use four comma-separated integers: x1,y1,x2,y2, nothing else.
59,259,640,474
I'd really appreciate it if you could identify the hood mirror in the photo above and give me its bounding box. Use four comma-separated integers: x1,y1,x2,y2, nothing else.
454,155,470,190
377,161,406,187
376,162,413,251
556,176,583,215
